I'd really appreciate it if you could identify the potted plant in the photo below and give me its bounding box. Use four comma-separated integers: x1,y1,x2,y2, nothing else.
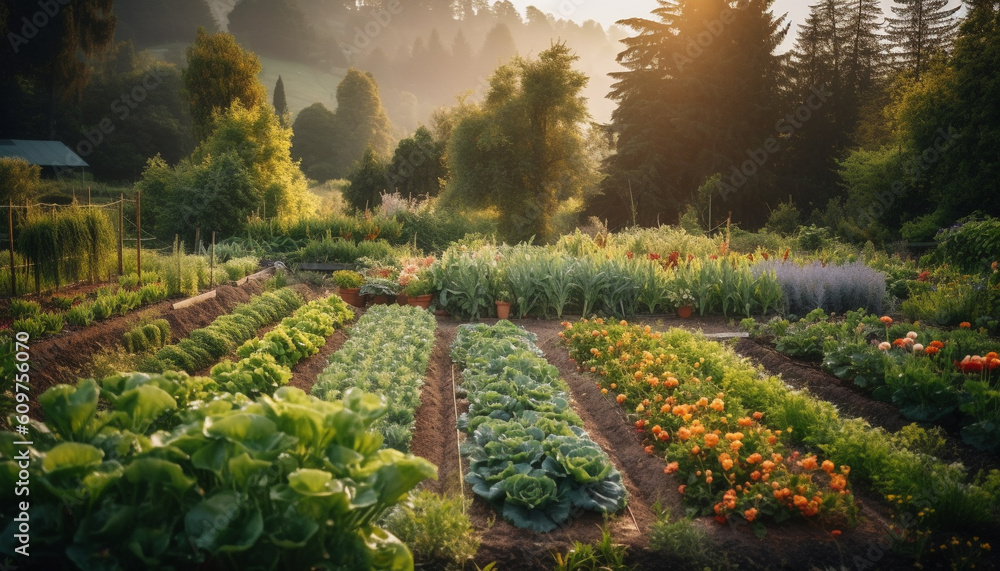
494,285,513,320
667,288,697,319
360,277,399,306
332,270,364,307
403,272,435,310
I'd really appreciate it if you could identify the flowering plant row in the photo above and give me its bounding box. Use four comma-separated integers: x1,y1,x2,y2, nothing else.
312,304,436,452
451,321,627,533
745,310,1000,451
561,319,854,531
565,319,999,535
209,294,354,397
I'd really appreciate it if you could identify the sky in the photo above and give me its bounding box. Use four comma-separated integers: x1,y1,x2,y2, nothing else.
508,0,965,51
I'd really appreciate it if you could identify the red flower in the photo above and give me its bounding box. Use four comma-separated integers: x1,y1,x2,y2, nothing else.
762,251,770,260
917,271,930,282
626,251,634,259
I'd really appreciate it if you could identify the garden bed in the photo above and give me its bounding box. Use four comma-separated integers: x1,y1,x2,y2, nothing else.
735,338,1000,478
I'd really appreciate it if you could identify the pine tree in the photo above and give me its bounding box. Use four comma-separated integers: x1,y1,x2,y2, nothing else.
273,76,289,127
598,0,790,228
887,0,962,80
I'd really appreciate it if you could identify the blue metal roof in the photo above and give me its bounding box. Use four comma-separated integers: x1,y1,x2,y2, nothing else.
0,139,89,167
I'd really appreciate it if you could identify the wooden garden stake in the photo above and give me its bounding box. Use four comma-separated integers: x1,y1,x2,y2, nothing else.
136,190,141,285
118,194,124,276
210,231,216,289
8,200,15,297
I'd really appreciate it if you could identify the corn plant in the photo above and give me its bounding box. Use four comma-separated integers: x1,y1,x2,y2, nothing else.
572,257,610,318
538,253,576,318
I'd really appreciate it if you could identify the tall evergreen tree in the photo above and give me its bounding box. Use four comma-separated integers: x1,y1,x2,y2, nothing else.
779,0,886,211
887,0,962,80
598,0,789,228
329,68,395,179
291,102,338,181
273,75,289,126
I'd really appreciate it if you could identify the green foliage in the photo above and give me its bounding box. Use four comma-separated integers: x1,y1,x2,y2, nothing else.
65,303,95,327
332,270,364,288
150,289,304,373
182,28,267,142
928,216,1000,274
139,102,315,240
452,322,627,532
765,199,801,236
0,373,435,569
9,299,40,319
329,68,396,179
444,43,593,243
386,126,447,199
344,147,390,212
383,491,480,571
291,235,397,265
16,205,116,288
123,319,171,354
553,525,635,571
648,509,720,568
291,102,339,182
313,305,434,451
0,157,41,203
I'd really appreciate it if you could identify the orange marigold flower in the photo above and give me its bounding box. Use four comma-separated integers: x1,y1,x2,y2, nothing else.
793,495,809,508
665,462,679,474
635,419,647,429
660,404,671,414
729,440,743,452
690,445,701,455
664,377,679,388
752,411,764,420
750,470,761,481
800,456,818,470
616,394,627,404
658,431,670,442
831,530,842,537
695,397,709,408
678,485,686,494
960,322,971,329
767,434,778,445
709,398,725,412
880,316,893,326
610,383,617,389
719,455,734,471
925,346,940,355
651,425,662,435
747,453,763,464
737,417,753,427
645,445,655,455
677,427,692,441
821,460,835,473
634,371,643,380
744,508,758,522
704,433,720,447
761,460,775,472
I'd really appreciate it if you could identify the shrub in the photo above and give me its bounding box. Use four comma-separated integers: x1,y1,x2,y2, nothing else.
754,260,887,314
11,317,46,338
383,492,480,571
648,509,720,569
928,216,1000,274
332,270,364,288
9,299,41,319
65,303,95,326
39,312,64,335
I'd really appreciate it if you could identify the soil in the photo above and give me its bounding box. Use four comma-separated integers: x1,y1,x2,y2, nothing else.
426,318,911,571
21,296,1000,570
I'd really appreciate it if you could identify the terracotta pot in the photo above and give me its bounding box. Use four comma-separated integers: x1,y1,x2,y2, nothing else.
339,287,363,307
677,305,694,319
407,294,433,310
496,301,512,320
396,293,408,306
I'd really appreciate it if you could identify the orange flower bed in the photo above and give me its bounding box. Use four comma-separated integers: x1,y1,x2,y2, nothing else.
563,318,855,528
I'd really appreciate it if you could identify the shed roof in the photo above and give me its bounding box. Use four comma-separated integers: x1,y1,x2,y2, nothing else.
0,139,88,167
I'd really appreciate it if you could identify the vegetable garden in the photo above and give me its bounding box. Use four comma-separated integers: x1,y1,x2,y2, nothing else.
2,220,999,570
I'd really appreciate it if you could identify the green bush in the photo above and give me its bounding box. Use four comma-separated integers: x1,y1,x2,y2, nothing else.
383,491,480,571
927,216,1000,274
648,509,720,569
764,199,801,236
39,312,64,335
65,303,95,326
123,319,171,354
9,299,41,319
11,317,46,338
